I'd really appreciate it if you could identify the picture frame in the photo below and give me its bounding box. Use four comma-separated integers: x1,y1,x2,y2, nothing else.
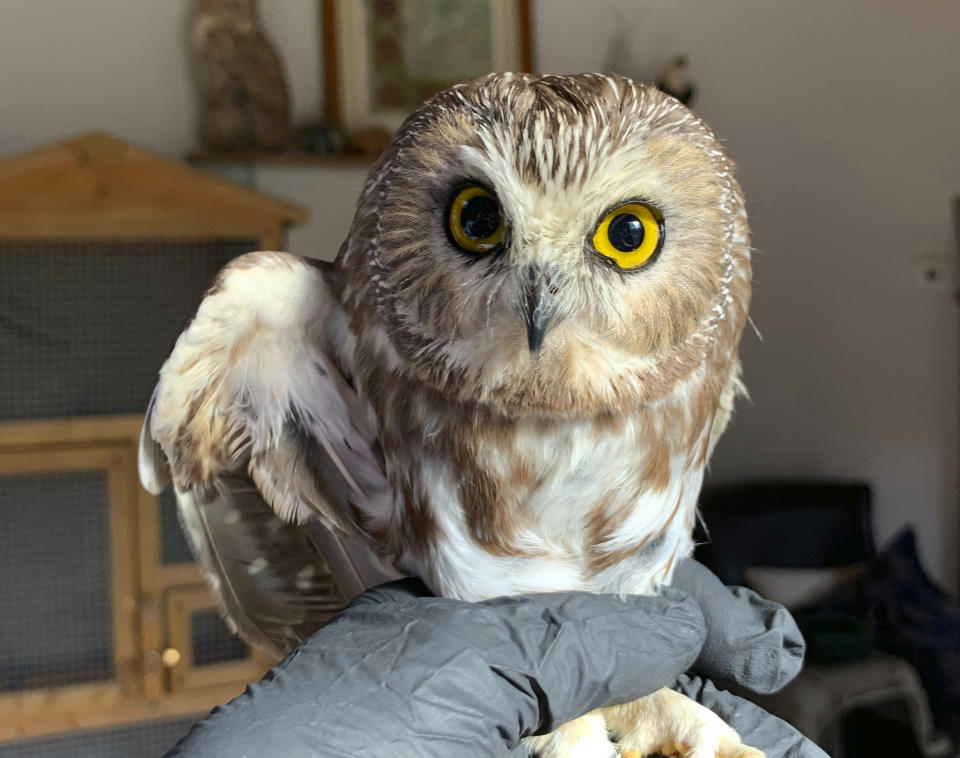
321,0,532,134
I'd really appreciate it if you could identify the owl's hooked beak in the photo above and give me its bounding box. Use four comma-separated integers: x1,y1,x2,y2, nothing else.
522,267,554,353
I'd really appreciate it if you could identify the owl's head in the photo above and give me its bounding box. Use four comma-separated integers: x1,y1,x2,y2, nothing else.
339,73,751,418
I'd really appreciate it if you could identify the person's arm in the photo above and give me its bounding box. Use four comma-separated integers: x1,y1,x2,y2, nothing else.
166,563,826,758
166,578,706,757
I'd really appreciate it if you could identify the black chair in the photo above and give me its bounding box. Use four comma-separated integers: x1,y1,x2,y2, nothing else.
695,481,941,758
697,480,875,587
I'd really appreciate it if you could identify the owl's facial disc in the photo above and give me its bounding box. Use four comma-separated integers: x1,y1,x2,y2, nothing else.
349,73,750,415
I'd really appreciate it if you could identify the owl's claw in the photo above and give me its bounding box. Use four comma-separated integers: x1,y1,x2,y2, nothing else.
527,690,766,758
616,730,765,757
620,742,764,758
523,711,617,758
605,688,765,758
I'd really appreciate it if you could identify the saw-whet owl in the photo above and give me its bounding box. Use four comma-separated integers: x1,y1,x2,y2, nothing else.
140,73,755,757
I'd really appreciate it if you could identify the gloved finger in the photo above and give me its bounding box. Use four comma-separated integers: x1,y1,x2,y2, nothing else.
672,559,805,693
673,674,829,758
486,588,706,735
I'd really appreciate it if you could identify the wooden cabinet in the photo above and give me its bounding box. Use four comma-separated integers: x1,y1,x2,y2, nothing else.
0,134,320,750
0,417,279,744
164,586,272,694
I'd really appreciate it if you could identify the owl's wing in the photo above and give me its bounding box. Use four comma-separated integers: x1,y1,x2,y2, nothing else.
139,251,394,657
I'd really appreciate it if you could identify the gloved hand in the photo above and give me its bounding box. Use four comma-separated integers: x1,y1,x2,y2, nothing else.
165,560,826,758
674,558,807,695
673,559,825,758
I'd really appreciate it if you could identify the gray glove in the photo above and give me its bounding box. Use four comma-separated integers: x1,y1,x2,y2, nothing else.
674,560,826,758
165,560,826,758
675,558,807,694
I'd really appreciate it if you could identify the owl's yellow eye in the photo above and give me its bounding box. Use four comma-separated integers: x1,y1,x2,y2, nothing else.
591,202,664,270
447,185,505,254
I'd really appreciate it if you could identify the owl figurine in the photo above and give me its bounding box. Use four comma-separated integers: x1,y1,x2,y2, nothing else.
188,0,291,151
140,73,756,757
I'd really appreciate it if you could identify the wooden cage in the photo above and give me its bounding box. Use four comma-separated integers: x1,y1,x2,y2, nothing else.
0,134,342,753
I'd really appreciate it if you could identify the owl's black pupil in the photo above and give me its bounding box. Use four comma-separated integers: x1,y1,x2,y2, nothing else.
608,213,645,252
461,195,501,240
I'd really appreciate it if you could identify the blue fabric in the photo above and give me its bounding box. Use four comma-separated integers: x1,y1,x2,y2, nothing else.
864,529,960,738
816,527,960,738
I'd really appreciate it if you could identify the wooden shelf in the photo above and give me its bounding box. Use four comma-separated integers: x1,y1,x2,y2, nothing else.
187,150,373,168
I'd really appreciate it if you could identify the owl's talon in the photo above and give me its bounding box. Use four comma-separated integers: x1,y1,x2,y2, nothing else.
620,744,763,758
614,738,764,758
523,711,617,758
606,689,765,758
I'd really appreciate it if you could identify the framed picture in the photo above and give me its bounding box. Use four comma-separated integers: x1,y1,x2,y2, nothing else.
321,0,532,133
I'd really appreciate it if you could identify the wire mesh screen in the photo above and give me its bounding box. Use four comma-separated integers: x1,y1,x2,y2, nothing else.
158,489,194,565
0,471,112,692
0,716,197,758
0,238,254,422
190,609,250,667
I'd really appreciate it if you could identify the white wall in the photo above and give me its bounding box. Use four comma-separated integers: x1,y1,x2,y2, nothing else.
1,0,957,586
0,0,321,157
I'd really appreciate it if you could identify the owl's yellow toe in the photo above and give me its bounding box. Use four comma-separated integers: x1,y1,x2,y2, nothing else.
620,742,764,758
620,742,691,757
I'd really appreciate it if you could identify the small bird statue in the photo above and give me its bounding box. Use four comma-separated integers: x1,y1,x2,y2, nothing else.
187,0,291,151
141,73,756,757
657,55,696,106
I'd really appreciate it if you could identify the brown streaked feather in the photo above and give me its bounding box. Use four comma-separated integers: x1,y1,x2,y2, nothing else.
639,435,673,494
395,478,440,562
176,474,345,658
587,490,685,576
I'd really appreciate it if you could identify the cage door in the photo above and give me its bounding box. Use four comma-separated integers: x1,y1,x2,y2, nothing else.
0,443,140,733
162,586,272,693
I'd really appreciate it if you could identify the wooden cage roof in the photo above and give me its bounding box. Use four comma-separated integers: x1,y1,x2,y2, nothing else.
0,133,307,241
